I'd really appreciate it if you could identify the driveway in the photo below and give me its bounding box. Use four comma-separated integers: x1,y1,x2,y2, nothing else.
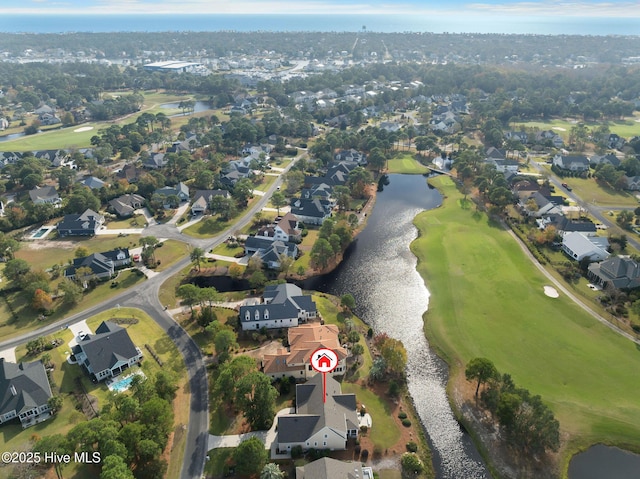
207,407,294,451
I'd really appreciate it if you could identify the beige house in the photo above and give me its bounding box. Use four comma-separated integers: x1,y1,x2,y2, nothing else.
261,323,348,380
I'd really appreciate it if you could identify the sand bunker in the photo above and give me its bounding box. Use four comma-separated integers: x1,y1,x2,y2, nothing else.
544,286,559,298
552,127,566,131
74,126,94,133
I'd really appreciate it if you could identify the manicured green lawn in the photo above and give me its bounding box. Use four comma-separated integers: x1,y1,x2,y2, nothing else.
153,239,190,272
203,448,234,478
254,174,277,192
512,117,640,140
414,175,640,472
211,242,244,257
104,214,145,229
341,382,400,450
387,154,430,174
540,165,639,207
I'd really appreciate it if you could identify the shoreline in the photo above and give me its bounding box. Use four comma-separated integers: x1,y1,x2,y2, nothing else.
410,175,640,479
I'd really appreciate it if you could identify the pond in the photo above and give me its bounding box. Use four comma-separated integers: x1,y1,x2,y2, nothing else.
569,444,640,479
160,100,213,114
304,174,490,479
0,132,26,142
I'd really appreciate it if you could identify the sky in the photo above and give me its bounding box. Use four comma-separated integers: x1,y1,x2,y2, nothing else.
1,0,639,17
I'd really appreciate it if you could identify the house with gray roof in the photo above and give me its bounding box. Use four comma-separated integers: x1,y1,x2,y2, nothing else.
239,283,317,331
143,152,166,169
0,359,53,428
64,248,130,283
28,185,61,205
552,154,589,173
244,237,298,269
537,214,597,237
296,457,373,479
80,176,106,190
589,153,620,168
588,256,640,290
108,193,145,217
72,321,143,382
290,198,332,225
190,189,231,215
154,182,189,207
562,232,610,262
57,209,104,237
277,374,359,453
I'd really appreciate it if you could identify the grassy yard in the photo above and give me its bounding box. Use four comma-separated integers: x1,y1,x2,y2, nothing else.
512,117,640,140
539,165,639,207
158,263,193,309
104,214,145,229
153,239,191,272
0,308,187,479
15,235,141,271
386,154,430,174
253,174,277,192
414,175,640,473
0,269,145,341
211,242,244,257
341,383,401,450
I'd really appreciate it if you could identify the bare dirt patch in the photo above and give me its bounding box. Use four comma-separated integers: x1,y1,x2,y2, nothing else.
24,240,77,250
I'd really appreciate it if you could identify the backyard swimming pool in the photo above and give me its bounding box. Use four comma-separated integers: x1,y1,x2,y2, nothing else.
32,228,50,238
108,370,145,392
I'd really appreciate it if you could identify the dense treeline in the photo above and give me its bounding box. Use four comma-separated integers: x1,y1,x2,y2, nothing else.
3,61,638,131
32,370,177,479
1,31,640,64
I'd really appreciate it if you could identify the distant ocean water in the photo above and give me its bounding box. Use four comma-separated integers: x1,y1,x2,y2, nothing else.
0,14,639,36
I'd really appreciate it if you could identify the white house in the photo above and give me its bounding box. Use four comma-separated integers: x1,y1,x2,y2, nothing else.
562,232,610,262
277,374,359,453
0,359,53,428
239,283,317,331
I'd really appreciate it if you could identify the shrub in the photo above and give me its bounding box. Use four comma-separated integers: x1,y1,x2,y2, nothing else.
402,418,412,427
398,411,408,420
361,449,369,461
406,441,418,453
290,445,303,459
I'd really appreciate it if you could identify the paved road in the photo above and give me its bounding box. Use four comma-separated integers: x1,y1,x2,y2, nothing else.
0,157,297,479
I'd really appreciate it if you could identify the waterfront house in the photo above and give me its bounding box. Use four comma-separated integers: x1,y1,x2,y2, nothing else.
239,283,317,331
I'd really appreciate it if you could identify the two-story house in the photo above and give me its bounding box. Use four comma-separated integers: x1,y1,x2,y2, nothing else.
239,283,317,331
0,359,53,428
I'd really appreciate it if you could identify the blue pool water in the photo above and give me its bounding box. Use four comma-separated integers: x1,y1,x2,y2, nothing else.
32,228,48,238
109,372,144,392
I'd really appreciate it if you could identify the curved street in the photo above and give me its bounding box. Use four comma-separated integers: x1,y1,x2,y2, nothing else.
0,159,296,479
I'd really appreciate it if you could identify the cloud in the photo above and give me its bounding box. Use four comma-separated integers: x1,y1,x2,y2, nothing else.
2,0,639,17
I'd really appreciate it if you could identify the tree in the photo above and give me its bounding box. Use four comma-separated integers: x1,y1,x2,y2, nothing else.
139,236,159,265
177,284,201,315
235,371,278,430
60,279,84,305
401,452,424,475
465,357,498,398
284,170,304,195
270,191,287,216
213,329,238,363
380,337,407,377
340,293,356,312
75,246,90,258
232,178,254,207
3,258,30,286
368,147,387,172
32,288,53,312
190,247,205,271
260,463,285,479
249,270,267,289
347,167,372,199
351,343,365,363
215,355,257,402
47,396,63,415
100,454,135,479
233,436,268,476
617,210,634,230
74,266,95,289
229,263,243,280
310,238,333,270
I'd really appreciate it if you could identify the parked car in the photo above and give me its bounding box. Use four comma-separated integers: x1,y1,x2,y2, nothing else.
561,183,572,191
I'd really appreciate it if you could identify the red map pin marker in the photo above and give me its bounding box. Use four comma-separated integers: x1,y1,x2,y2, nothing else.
310,347,339,403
